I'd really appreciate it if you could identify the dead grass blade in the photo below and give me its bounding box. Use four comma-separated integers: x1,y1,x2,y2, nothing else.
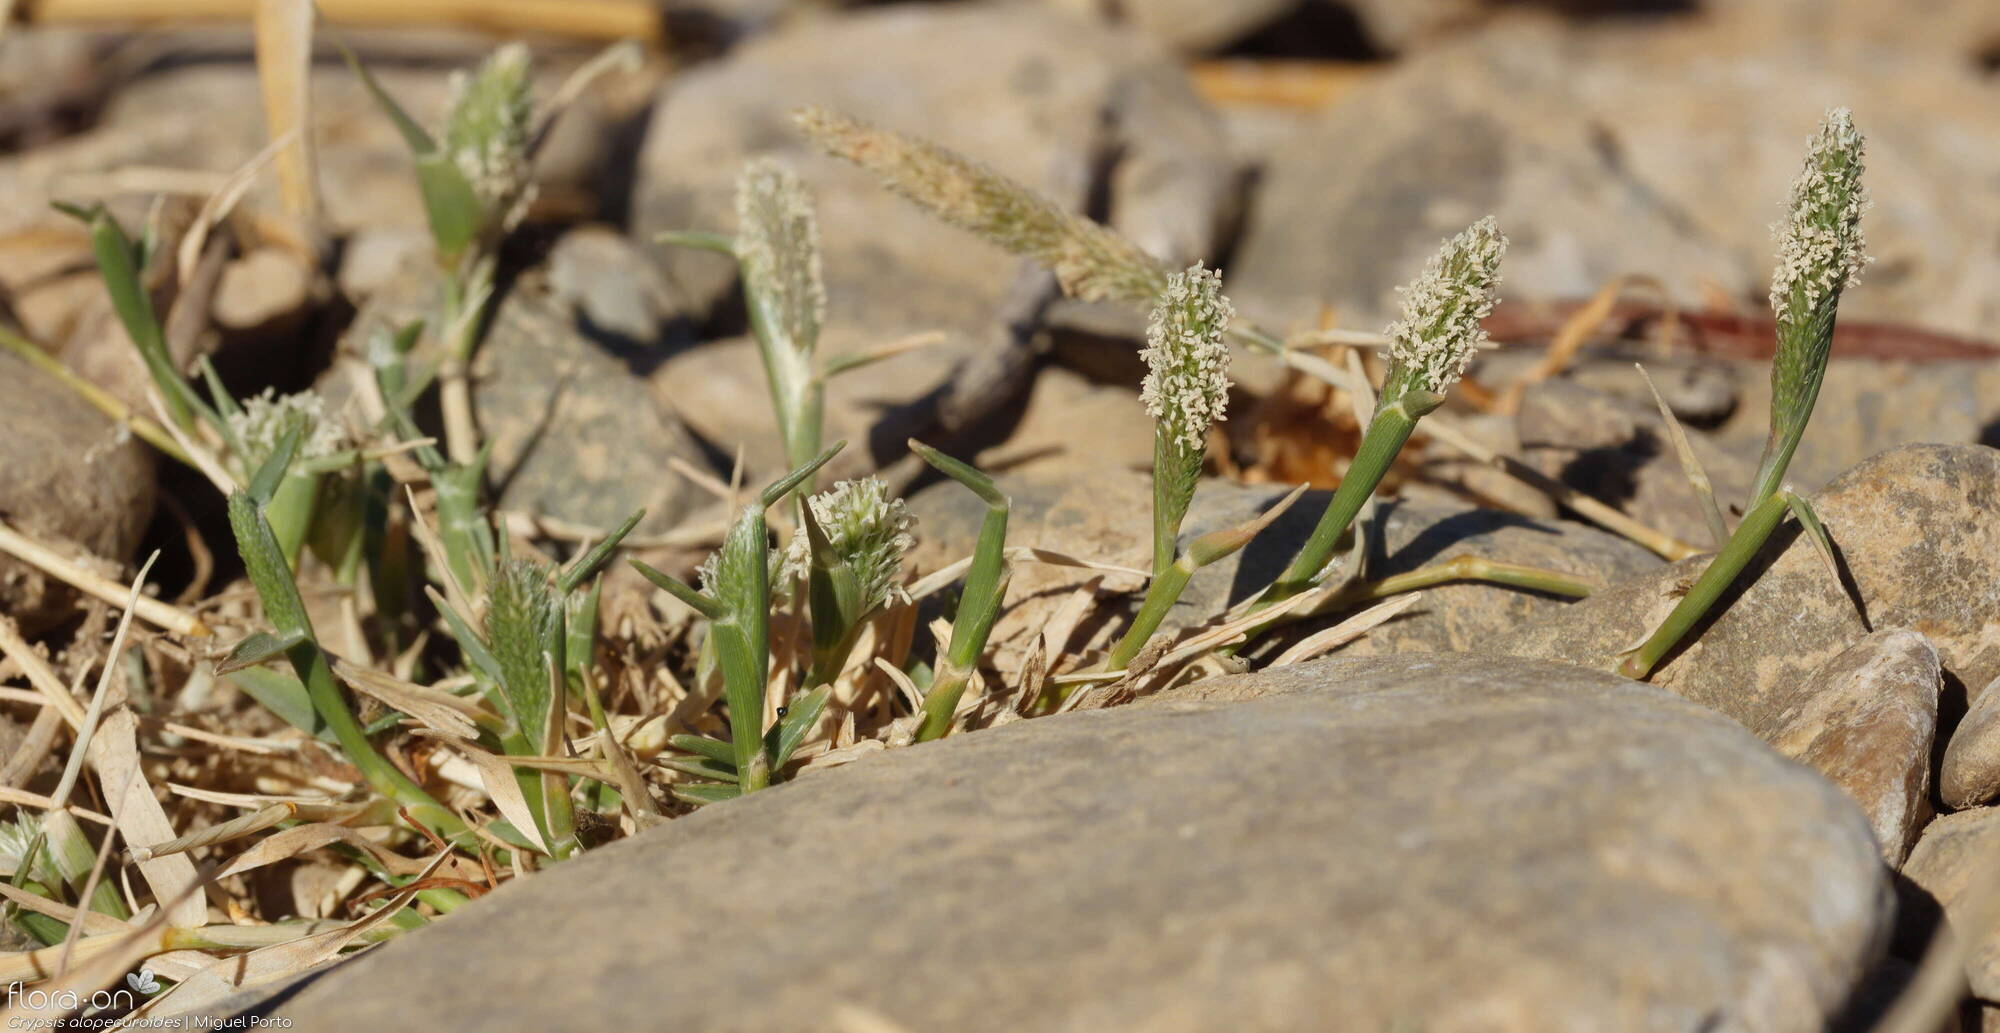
871,657,923,714
1419,413,1700,561
89,708,205,928
26,0,665,43
331,657,484,739
414,734,550,856
41,552,207,928
175,130,300,290
1270,593,1423,666
132,804,296,864
0,883,130,938
529,39,643,153
253,0,319,232
212,823,432,882
1494,274,1657,415
1038,575,1106,670
0,522,208,636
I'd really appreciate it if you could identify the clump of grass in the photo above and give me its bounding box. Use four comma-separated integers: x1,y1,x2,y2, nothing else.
632,447,842,800
0,30,1896,1012
1619,109,1867,680
907,442,1010,742
798,111,1609,651
794,476,917,688
1102,263,1302,672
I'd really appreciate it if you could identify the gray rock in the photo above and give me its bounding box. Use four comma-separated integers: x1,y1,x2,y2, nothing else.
906,468,1661,660
1033,0,1298,53
634,5,1236,342
1943,675,2000,810
1229,17,2000,340
249,654,1890,1033
1502,445,2000,737
1767,629,1941,865
0,350,156,635
545,227,689,350
1485,352,2000,501
471,283,706,536
1901,808,2000,1002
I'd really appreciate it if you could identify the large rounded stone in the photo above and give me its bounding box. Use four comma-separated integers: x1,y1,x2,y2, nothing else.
0,349,155,634
243,654,1889,1032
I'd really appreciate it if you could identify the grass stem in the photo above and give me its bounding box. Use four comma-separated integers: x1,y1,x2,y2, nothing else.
1618,488,1791,680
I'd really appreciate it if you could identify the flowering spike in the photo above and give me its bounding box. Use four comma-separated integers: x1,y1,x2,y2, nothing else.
1139,263,1233,576
1141,262,1234,457
228,389,347,469
804,477,916,616
1380,216,1506,405
1759,108,1869,506
735,158,826,359
484,558,560,746
443,42,536,234
793,106,1169,304
1770,108,1870,333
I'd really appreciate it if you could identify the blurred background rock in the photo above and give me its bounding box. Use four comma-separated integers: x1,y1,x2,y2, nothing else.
0,0,1995,511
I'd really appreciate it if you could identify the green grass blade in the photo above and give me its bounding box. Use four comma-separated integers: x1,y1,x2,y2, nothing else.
426,586,504,684
337,38,436,155
909,438,1004,508
558,509,645,594
660,758,741,784
671,783,743,806
215,630,307,676
760,442,845,508
629,561,727,619
246,424,303,504
226,668,327,741
668,735,737,766
767,685,830,772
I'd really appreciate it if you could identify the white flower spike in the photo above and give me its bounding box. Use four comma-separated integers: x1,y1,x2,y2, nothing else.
1382,215,1507,403
1140,262,1234,456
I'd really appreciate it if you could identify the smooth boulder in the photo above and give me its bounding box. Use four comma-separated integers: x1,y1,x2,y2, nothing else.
247,654,1890,1032
1768,629,1941,865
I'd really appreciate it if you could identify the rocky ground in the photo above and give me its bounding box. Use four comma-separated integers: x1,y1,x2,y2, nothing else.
1,0,1999,1030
